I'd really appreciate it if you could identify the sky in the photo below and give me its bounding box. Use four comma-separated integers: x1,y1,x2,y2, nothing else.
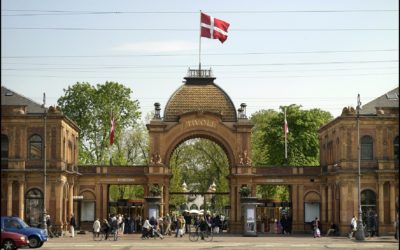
1,0,398,120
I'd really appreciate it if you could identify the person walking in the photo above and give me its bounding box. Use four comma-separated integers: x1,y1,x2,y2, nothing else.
46,215,55,238
367,210,377,237
164,213,172,236
101,219,110,240
349,215,357,239
92,218,101,239
313,217,320,238
69,213,76,237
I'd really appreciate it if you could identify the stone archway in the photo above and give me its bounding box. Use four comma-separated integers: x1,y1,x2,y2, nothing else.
146,69,254,233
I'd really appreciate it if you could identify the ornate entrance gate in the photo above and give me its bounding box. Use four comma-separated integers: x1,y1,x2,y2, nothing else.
145,69,254,232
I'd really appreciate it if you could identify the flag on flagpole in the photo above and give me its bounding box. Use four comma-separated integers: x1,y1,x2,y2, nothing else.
200,12,230,43
284,113,289,137
110,112,115,145
284,108,289,160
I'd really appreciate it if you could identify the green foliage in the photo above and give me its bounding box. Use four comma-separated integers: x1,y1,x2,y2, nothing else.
169,138,229,213
113,123,149,165
109,184,144,201
256,185,289,201
57,81,141,164
251,104,332,166
251,105,332,200
239,186,251,197
149,185,161,196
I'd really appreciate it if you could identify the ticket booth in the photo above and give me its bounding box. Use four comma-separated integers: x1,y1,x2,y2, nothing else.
145,197,161,220
241,197,262,236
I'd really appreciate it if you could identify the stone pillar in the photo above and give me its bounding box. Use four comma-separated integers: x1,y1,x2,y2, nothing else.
95,183,101,219
378,183,384,224
339,183,347,225
7,181,13,216
390,183,396,224
164,184,169,216
327,185,332,223
102,184,108,219
321,185,327,224
291,185,298,224
55,182,64,226
298,185,304,227
19,182,24,219
69,184,74,217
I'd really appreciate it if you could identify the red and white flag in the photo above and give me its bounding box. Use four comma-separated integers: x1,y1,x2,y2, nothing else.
110,112,115,145
284,115,289,137
200,12,230,43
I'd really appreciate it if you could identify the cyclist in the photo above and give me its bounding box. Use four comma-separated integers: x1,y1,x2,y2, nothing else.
198,217,209,240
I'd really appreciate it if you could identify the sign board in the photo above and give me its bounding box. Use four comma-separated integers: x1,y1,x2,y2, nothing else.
73,195,84,200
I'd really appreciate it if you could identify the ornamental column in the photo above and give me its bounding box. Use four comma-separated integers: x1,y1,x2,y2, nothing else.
321,184,327,223
339,183,347,226
102,184,108,219
69,184,74,217
7,180,13,216
378,183,384,225
327,185,332,223
390,183,396,224
19,181,25,219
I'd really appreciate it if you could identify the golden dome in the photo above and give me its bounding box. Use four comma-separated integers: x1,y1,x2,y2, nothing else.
163,72,237,122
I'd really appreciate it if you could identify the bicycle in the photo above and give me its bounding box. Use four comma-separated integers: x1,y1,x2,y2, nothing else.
189,225,213,242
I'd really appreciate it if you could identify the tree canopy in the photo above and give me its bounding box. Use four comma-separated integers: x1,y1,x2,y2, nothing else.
57,81,141,164
251,104,332,166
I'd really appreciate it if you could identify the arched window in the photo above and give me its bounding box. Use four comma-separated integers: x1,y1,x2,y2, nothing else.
25,188,43,227
1,134,9,167
394,136,399,160
29,135,42,160
361,189,376,222
361,136,373,160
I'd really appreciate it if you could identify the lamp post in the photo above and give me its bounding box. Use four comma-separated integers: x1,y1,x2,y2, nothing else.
42,93,48,234
355,93,365,241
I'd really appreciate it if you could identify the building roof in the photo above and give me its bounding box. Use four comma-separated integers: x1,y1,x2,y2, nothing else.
163,72,237,122
360,87,399,115
1,86,45,114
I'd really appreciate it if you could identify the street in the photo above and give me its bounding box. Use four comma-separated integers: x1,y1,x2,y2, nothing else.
39,233,399,250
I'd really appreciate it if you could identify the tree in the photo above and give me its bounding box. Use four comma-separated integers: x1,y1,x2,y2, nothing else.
251,104,332,166
251,105,332,200
112,123,149,165
57,81,141,164
169,138,229,213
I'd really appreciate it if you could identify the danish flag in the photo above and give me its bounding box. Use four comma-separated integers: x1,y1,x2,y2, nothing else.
110,112,115,145
200,12,230,43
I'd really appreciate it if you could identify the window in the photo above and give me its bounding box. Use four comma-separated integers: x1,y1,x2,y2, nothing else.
1,135,8,167
361,190,376,223
25,188,43,227
29,135,42,160
361,136,373,160
394,136,399,160
4,218,23,230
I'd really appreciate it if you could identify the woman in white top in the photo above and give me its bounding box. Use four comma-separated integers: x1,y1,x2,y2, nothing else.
93,218,101,239
349,215,357,239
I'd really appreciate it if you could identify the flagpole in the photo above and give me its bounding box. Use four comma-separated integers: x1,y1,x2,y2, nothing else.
109,109,112,166
284,107,288,162
199,10,202,75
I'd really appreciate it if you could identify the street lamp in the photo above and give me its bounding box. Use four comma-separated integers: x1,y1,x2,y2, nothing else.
42,93,48,234
355,93,365,241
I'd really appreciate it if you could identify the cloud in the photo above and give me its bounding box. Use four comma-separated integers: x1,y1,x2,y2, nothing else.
112,40,197,52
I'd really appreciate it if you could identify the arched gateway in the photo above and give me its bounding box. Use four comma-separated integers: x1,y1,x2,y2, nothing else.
146,69,254,232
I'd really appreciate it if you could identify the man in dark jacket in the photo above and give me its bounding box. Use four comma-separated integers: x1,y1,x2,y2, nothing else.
70,214,76,237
